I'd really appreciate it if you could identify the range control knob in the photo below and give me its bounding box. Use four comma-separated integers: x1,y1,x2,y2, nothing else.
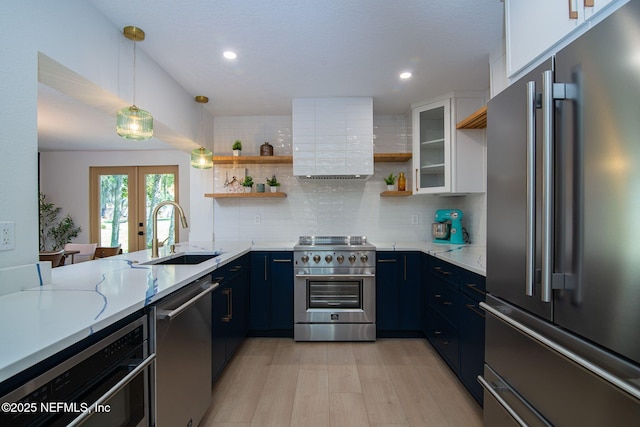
336,255,345,264
313,255,321,263
348,255,356,263
360,254,368,263
301,255,309,263
325,255,333,263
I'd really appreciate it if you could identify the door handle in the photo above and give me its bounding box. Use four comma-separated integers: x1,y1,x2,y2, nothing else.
541,70,554,303
526,80,537,297
138,231,144,236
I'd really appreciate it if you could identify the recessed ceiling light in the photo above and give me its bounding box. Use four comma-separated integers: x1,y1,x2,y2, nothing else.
400,72,412,79
223,51,237,60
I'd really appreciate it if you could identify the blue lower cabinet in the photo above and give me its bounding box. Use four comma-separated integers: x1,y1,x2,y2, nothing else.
376,251,421,335
459,293,485,405
249,251,294,336
425,255,485,406
211,254,250,383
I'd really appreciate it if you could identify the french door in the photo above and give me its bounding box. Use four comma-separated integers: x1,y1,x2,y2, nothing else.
89,166,179,253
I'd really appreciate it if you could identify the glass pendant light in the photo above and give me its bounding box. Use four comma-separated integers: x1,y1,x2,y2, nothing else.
116,26,153,140
190,96,213,169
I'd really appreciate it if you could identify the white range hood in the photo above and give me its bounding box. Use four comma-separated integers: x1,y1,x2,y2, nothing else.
292,97,373,179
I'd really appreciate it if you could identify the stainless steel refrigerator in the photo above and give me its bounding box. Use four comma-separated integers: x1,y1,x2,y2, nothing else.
484,1,640,425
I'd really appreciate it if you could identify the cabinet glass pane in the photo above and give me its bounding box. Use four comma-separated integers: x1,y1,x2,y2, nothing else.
419,106,445,189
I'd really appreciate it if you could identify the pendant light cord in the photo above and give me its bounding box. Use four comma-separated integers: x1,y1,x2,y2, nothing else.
132,39,137,106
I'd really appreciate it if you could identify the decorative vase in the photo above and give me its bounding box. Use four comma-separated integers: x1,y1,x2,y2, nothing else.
398,172,406,192
387,184,394,191
260,142,274,156
233,149,240,157
256,183,265,193
244,186,252,193
270,186,278,193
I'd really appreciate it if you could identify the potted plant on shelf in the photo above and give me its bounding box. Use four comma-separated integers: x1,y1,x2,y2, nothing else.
232,140,242,156
242,175,254,193
266,175,280,193
384,173,396,191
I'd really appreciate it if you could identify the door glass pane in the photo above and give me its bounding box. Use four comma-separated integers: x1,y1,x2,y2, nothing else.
99,174,129,251
144,173,176,249
419,106,445,189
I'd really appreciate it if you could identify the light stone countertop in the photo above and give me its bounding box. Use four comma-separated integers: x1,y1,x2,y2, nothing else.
0,239,484,385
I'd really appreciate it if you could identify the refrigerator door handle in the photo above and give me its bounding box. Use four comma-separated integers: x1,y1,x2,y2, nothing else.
477,375,529,427
541,70,555,303
525,81,537,297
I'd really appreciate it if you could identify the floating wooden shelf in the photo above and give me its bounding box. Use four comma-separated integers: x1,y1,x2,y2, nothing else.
212,155,292,164
204,192,287,199
210,152,412,165
380,191,413,197
456,105,487,129
373,152,412,162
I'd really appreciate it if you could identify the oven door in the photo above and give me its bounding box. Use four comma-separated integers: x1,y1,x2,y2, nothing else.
294,273,375,323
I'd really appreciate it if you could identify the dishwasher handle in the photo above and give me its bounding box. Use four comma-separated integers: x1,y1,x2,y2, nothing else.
157,281,218,321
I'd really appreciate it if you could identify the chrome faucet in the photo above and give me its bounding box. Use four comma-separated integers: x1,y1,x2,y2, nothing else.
151,201,189,258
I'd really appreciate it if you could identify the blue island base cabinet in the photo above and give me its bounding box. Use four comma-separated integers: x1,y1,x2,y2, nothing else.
211,254,250,383
249,252,294,337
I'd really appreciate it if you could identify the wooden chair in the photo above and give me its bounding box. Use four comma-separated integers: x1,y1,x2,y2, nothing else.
94,245,122,259
64,243,98,263
39,249,65,268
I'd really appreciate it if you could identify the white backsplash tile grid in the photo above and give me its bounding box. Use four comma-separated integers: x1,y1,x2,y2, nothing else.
211,115,485,245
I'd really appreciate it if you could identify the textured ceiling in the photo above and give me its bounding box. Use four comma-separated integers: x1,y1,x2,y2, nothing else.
39,0,504,150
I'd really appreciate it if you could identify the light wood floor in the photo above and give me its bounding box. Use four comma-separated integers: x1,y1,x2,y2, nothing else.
200,338,483,427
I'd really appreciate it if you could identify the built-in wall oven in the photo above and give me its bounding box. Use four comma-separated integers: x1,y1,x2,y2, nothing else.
294,236,376,341
0,314,153,427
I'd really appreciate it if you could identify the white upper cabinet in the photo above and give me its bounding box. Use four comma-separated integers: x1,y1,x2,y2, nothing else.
411,93,485,195
505,0,620,78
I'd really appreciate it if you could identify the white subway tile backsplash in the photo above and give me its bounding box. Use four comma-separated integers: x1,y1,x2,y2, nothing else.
212,114,485,244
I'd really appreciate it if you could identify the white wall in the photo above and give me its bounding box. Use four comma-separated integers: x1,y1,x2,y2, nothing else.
0,0,203,269
211,115,487,244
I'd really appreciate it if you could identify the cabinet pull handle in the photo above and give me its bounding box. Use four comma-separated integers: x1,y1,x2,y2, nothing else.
415,168,419,191
465,283,487,296
222,288,233,322
434,294,442,298
584,0,594,7
230,265,242,272
272,259,292,263
403,255,407,281
442,301,453,306
378,259,396,263
465,303,485,318
568,0,578,19
434,330,442,335
434,266,452,276
264,256,268,281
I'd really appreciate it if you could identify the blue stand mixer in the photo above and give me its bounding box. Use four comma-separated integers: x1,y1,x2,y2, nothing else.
432,209,465,244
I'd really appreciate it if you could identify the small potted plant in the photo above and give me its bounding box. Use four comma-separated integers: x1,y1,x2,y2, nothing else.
384,172,396,191
242,175,254,193
266,175,280,193
232,140,242,156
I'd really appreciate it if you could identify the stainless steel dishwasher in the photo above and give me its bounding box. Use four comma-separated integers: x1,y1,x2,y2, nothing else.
155,275,217,427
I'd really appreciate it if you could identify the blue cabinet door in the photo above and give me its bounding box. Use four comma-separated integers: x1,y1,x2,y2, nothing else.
398,252,421,330
270,252,294,331
459,292,485,405
376,252,399,331
250,252,270,331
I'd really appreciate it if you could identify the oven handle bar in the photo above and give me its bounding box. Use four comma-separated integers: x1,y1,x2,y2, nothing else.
296,273,374,278
67,352,156,427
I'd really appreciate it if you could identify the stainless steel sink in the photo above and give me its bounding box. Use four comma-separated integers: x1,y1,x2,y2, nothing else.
142,253,220,265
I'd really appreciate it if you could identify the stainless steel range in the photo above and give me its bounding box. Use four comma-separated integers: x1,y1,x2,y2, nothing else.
294,236,376,341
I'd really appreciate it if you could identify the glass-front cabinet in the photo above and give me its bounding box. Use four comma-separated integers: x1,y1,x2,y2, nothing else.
412,92,486,195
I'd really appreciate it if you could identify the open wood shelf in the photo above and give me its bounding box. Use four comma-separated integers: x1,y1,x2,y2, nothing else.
373,152,412,162
212,155,292,164
380,191,413,197
204,192,287,199
456,105,487,129
210,152,412,165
